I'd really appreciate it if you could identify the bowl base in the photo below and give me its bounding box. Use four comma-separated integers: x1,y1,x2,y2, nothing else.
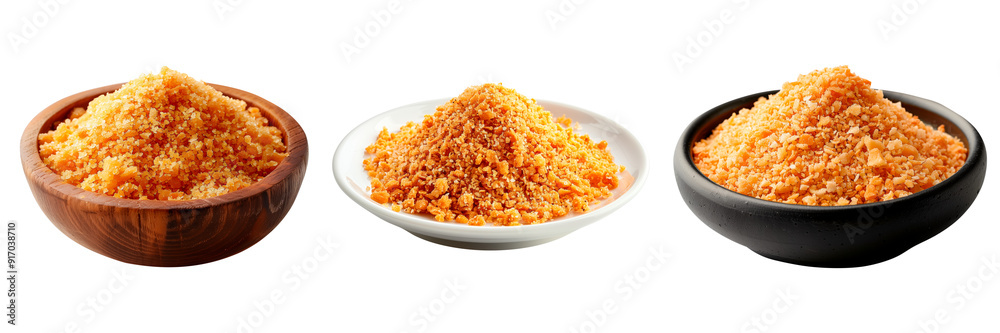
408,232,563,250
750,248,909,268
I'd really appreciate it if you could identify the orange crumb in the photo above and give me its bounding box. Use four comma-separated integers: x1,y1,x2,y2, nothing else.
693,66,967,206
363,83,622,226
38,67,288,200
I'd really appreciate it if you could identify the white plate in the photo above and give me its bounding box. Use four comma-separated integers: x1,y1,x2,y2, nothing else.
333,98,648,249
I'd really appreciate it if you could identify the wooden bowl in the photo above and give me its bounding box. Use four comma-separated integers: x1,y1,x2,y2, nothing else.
674,90,986,267
20,83,309,267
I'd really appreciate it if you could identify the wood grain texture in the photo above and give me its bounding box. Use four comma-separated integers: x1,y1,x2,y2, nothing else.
20,83,309,267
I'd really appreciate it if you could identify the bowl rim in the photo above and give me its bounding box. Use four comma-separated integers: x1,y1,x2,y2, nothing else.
677,89,985,212
332,97,649,241
20,82,309,210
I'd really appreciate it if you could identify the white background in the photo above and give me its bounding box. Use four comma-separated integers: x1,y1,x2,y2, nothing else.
2,0,998,332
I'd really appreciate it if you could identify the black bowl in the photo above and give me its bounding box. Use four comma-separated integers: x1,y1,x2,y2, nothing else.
674,90,987,268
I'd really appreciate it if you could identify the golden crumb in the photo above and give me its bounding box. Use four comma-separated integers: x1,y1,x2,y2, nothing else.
693,66,967,206
38,67,288,200
364,83,623,226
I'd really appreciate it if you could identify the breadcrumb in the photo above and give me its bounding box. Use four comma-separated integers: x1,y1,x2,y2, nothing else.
38,67,288,200
693,66,967,206
364,83,623,225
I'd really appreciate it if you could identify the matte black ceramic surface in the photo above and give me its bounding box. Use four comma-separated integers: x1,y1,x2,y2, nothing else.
674,90,986,267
